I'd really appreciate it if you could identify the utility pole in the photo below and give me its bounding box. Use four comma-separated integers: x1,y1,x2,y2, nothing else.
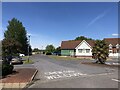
28,35,30,62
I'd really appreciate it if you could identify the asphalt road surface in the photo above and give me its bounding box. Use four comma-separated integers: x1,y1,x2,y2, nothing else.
26,54,118,88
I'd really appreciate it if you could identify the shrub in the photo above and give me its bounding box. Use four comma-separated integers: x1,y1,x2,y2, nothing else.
46,52,52,55
2,63,14,76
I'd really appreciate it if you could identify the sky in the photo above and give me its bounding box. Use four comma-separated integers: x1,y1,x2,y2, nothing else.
2,2,118,49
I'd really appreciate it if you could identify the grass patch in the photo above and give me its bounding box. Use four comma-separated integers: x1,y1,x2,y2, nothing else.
22,56,30,59
48,55,93,60
23,60,34,64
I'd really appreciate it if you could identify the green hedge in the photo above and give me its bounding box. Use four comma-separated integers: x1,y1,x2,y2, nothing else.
2,63,14,76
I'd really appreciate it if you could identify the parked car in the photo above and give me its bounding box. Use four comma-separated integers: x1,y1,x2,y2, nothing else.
52,52,61,56
19,53,25,57
10,56,23,65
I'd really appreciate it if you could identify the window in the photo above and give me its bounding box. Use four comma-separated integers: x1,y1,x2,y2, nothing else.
82,49,86,53
116,44,119,49
109,44,112,49
86,49,90,53
78,49,82,53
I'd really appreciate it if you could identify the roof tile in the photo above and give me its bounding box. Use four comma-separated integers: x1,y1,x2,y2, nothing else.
61,40,95,49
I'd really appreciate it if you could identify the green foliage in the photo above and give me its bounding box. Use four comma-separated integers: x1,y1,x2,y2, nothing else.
55,46,61,52
0,41,2,56
3,18,31,55
92,40,109,64
45,45,55,53
32,48,40,52
2,38,21,56
75,36,93,41
23,60,33,64
2,63,14,76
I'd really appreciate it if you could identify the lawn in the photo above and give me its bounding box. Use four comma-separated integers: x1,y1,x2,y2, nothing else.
48,55,93,60
23,59,34,64
22,56,31,60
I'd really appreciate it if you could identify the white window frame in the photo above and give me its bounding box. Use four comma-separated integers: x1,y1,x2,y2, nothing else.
86,49,90,53
116,44,119,49
78,49,82,53
109,44,112,49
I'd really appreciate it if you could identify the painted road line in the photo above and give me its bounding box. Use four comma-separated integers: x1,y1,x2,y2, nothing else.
85,73,113,77
44,70,87,80
112,79,120,82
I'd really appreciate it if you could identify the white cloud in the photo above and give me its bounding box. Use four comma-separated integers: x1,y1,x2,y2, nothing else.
112,33,119,36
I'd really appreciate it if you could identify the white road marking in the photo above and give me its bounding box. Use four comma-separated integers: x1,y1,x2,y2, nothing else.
113,63,120,65
112,79,120,82
44,70,87,80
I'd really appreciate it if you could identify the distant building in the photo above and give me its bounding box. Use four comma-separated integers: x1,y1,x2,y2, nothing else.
104,38,120,58
61,38,120,58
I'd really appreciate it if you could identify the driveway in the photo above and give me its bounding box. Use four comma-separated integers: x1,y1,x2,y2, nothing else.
27,54,118,88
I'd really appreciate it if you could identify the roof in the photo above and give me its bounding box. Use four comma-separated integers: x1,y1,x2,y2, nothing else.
61,40,95,49
104,38,120,47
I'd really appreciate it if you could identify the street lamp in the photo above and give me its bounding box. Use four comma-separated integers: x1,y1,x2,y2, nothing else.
28,35,30,62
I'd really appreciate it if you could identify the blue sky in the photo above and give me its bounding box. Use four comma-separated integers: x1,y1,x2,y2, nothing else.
2,2,118,49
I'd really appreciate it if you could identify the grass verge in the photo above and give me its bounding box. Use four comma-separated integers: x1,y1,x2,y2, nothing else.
48,55,93,60
23,60,34,64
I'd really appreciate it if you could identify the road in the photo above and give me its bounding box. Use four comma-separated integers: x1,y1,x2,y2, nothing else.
28,54,119,88
24,54,119,88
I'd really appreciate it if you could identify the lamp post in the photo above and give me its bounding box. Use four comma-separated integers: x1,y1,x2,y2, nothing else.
28,35,30,62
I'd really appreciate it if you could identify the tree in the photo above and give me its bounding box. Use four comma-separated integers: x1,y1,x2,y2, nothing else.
4,18,31,55
75,36,93,41
32,48,40,52
0,41,2,56
2,38,21,57
55,46,61,52
92,40,109,64
45,45,55,54
2,39,16,76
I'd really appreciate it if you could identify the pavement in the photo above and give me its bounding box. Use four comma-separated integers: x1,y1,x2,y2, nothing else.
27,54,119,88
0,65,37,89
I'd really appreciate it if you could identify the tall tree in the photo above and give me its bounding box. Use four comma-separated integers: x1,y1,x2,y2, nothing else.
45,45,55,53
4,18,30,55
0,41,2,56
92,40,109,64
75,36,93,41
2,38,21,57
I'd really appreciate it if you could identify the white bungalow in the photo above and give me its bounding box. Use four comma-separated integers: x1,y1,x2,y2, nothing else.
61,38,120,58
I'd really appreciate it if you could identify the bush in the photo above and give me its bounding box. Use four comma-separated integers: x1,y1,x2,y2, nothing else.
46,52,52,55
2,63,14,76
